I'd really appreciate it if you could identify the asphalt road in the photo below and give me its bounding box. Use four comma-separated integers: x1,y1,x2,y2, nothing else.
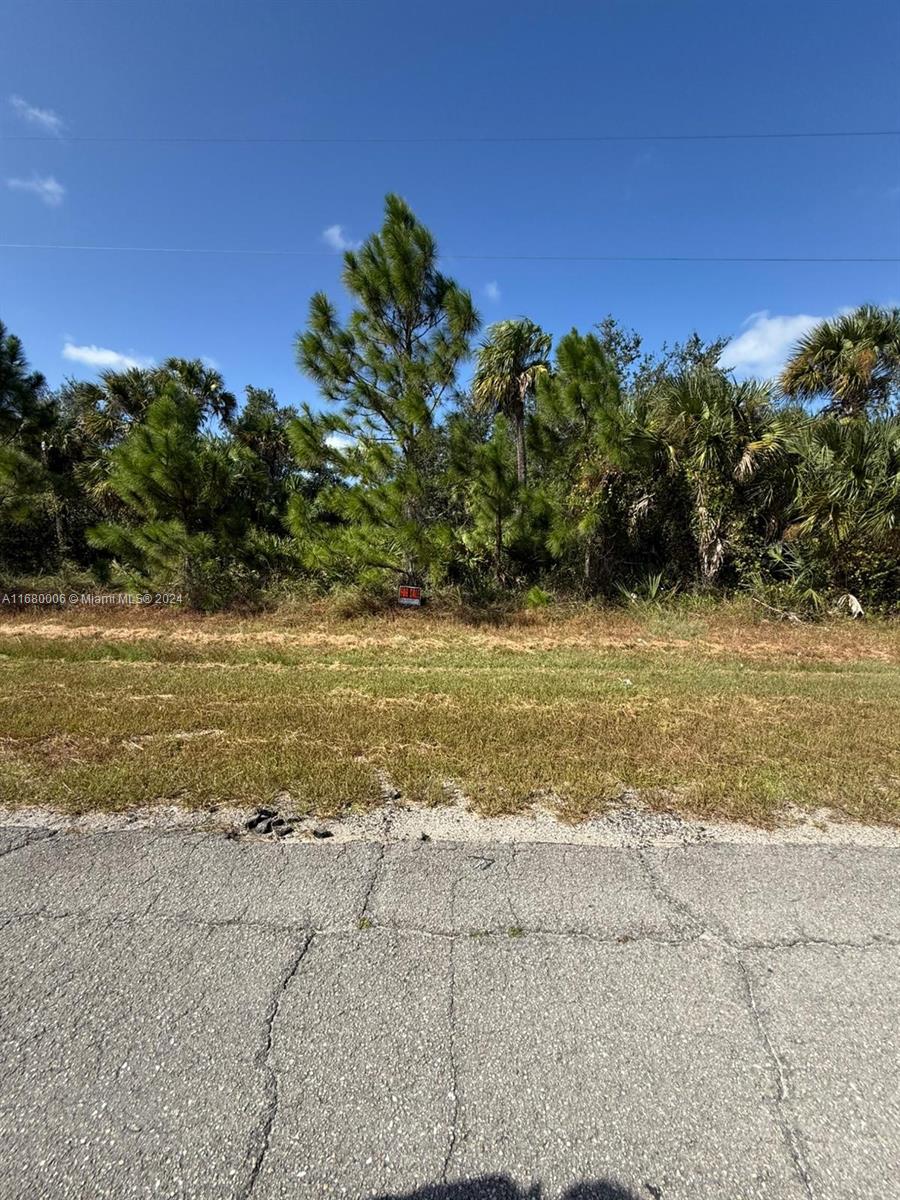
0,826,897,1200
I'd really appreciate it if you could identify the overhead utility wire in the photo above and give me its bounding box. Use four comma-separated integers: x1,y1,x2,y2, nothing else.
2,129,900,145
0,243,896,263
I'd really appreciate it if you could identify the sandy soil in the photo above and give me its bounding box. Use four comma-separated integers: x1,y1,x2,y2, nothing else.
5,796,900,848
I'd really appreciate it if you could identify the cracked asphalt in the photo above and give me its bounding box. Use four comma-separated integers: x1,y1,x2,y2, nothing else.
0,827,897,1200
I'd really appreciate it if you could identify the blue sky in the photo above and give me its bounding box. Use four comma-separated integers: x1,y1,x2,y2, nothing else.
2,0,899,409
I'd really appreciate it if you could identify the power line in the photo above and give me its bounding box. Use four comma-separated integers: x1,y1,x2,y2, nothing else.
1,242,897,263
2,130,900,146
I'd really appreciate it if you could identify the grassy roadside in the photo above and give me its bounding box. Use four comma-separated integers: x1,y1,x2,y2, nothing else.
1,602,898,825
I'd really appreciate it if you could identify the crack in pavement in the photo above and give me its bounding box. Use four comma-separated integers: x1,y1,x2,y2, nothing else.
358,843,386,923
135,842,205,920
357,819,394,925
238,931,315,1200
1,834,896,1200
636,849,728,940
440,857,464,1182
743,935,900,951
736,957,816,1200
638,851,900,953
638,850,819,1199
502,845,523,930
0,829,57,860
0,908,898,952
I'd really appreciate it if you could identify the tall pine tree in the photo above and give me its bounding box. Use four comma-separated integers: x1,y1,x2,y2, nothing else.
293,194,479,586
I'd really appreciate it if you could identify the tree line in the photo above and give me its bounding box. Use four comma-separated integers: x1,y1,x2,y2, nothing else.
2,194,899,612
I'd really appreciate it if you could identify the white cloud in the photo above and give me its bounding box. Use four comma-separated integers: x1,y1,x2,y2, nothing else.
484,281,501,302
325,431,355,449
10,95,63,135
718,310,825,379
322,224,361,252
62,342,153,371
7,174,65,207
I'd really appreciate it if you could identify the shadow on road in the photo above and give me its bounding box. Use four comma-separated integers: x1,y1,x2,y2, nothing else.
372,1176,648,1199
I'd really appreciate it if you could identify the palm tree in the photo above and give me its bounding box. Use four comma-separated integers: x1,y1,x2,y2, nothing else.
789,414,900,548
769,414,900,606
473,319,551,486
77,358,238,446
780,304,900,416
650,367,784,586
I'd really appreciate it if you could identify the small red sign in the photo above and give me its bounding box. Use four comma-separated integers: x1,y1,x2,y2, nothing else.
398,585,422,607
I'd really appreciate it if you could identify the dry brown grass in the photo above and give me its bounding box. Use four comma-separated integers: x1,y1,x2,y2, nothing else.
3,594,898,658
1,601,897,825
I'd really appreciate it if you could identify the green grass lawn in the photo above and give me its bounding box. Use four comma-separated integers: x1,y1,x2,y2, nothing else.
1,604,898,825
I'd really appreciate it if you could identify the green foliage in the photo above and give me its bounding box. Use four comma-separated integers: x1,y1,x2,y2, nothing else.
533,328,625,589
779,413,900,608
524,585,552,609
450,415,519,584
780,304,900,416
87,383,271,609
473,318,552,486
2,223,899,614
293,194,478,584
0,321,58,568
594,314,729,399
646,366,786,587
0,320,48,440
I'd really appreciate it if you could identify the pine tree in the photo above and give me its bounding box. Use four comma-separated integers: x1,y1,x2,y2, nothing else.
0,321,59,570
88,382,263,608
294,194,478,586
534,329,624,587
449,414,518,584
